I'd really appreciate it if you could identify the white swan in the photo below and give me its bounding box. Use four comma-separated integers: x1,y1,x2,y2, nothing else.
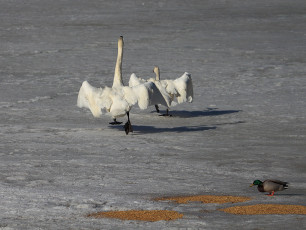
129,66,193,116
77,36,168,134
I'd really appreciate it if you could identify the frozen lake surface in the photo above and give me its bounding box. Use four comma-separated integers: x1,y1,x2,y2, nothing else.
0,0,306,229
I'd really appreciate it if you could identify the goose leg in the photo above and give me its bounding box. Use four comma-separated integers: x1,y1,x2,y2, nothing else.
124,112,133,135
109,118,122,125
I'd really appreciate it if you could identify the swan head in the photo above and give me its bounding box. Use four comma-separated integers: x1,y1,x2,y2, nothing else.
118,36,124,48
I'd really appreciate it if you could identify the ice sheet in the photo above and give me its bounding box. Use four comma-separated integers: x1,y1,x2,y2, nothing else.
0,0,306,229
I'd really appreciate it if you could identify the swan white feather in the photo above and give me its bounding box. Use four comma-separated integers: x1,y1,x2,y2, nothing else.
170,72,193,104
78,81,161,120
129,73,170,108
129,67,193,108
77,37,169,130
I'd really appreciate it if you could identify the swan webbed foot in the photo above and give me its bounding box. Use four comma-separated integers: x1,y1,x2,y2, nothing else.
124,120,133,135
109,119,122,125
158,108,172,117
159,113,173,117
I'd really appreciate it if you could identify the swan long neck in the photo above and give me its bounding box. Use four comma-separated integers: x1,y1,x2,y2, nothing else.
154,66,160,80
112,36,124,88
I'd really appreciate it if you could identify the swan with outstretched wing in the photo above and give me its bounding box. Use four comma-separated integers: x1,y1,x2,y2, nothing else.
129,66,193,116
77,36,168,134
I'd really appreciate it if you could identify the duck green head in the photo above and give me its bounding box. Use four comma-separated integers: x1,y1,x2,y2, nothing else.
250,180,263,187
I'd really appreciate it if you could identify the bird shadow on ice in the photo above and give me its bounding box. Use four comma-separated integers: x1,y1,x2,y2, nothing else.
110,125,216,134
155,108,241,118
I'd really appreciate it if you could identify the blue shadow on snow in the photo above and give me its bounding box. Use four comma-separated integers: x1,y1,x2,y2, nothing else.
163,108,241,118
110,124,216,134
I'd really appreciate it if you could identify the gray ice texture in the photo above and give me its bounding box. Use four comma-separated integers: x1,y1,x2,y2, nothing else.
0,0,305,229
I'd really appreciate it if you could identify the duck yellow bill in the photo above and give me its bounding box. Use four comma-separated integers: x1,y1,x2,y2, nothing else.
250,184,254,187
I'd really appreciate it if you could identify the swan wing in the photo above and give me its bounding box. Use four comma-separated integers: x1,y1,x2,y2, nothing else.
173,72,193,103
77,81,90,109
77,81,105,117
122,86,138,106
100,87,132,118
130,83,150,109
183,72,193,103
146,82,170,107
129,74,171,108
108,93,131,118
132,82,170,109
77,81,131,118
160,79,178,97
128,73,146,87
150,80,171,107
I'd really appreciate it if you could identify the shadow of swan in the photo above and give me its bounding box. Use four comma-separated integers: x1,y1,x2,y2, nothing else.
110,125,216,134
156,108,241,118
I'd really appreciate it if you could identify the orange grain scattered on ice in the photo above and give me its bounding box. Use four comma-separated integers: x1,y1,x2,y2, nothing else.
155,195,251,204
220,204,306,215
87,210,183,221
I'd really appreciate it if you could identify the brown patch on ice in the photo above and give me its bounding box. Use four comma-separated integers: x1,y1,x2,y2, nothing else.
87,210,183,221
220,204,306,215
155,195,251,204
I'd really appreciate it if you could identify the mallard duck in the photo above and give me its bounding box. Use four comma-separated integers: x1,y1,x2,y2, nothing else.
250,179,288,196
